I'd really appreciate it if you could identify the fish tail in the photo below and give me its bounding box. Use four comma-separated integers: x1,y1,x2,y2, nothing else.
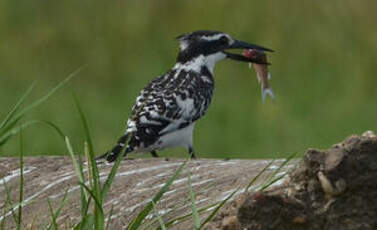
262,87,275,103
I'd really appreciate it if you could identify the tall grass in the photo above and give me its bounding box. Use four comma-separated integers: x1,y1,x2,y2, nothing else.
65,96,190,229
0,82,192,229
0,68,81,229
0,67,83,150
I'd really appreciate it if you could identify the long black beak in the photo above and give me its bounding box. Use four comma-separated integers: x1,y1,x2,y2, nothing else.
228,40,273,52
225,39,273,64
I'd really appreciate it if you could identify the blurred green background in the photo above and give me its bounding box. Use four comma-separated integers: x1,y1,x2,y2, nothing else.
1,0,376,158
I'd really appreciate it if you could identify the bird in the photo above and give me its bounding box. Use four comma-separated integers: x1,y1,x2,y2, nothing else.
98,30,273,163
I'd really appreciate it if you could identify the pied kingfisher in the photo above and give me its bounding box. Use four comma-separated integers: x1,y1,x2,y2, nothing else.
99,30,273,162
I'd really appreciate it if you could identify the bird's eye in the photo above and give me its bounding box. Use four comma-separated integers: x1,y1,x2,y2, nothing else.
220,36,228,44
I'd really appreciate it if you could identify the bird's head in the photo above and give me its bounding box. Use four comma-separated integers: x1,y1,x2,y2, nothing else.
176,30,273,66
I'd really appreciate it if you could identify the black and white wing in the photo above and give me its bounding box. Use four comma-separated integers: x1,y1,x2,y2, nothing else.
126,68,214,152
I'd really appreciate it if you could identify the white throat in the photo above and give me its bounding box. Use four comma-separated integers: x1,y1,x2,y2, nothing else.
174,52,226,74
204,52,227,73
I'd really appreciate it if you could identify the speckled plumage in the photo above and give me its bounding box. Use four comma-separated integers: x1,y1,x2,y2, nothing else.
125,65,214,152
102,65,215,162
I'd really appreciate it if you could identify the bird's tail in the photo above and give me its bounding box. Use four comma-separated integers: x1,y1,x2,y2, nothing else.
96,132,130,163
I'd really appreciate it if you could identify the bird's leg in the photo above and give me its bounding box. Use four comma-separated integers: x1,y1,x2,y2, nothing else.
189,147,196,159
150,150,159,158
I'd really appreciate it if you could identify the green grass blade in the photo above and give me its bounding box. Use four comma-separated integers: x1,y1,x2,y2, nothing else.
82,197,92,218
77,153,91,218
78,182,104,216
65,137,88,199
152,201,167,230
0,67,82,147
199,188,239,229
47,199,58,230
38,188,69,230
49,189,69,230
0,120,66,148
126,160,187,230
140,196,187,230
36,120,66,140
259,173,287,191
12,66,84,123
188,172,200,229
1,181,39,226
84,142,94,189
140,181,217,230
65,136,90,219
0,120,37,147
244,159,276,193
105,205,114,230
259,152,296,191
156,203,218,230
268,152,296,181
0,116,23,138
72,94,104,228
72,95,100,193
73,213,94,230
0,69,74,147
72,93,96,166
3,182,18,225
83,142,95,218
101,134,129,201
17,131,24,230
0,82,35,131
0,208,6,230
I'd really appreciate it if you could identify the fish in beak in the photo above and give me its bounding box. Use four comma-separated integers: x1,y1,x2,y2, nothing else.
244,49,274,102
224,40,274,102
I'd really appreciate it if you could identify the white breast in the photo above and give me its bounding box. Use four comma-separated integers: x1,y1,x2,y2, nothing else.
155,122,195,150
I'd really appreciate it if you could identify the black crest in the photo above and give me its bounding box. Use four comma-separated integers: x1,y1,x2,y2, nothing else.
176,30,222,41
176,30,230,63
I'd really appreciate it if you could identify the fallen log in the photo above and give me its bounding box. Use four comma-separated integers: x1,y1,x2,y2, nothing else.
0,156,292,229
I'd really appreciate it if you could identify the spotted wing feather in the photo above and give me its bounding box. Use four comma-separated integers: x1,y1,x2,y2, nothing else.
126,67,214,152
